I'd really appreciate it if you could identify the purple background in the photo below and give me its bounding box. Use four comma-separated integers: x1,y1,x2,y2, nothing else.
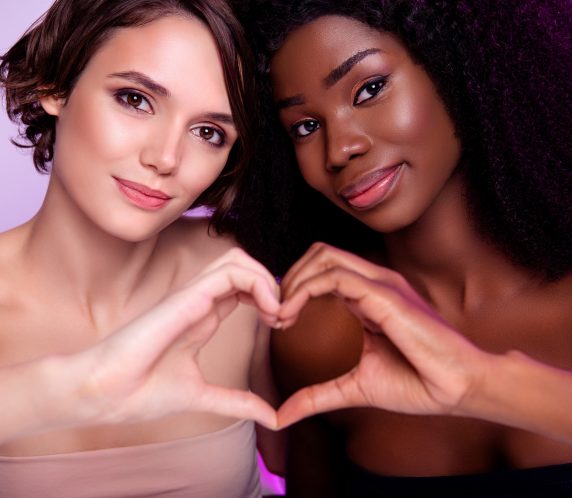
1,2,52,232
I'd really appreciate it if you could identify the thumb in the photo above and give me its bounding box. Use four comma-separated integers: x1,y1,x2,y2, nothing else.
197,384,278,430
276,370,365,428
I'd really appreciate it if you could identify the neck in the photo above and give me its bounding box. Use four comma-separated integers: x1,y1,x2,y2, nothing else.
382,173,536,316
20,177,168,324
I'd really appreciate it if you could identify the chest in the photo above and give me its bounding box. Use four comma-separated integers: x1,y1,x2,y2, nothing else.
0,297,259,456
274,286,572,474
334,297,572,474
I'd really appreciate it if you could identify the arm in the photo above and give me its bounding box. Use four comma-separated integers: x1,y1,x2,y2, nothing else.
460,350,572,444
277,243,572,445
0,355,79,445
0,248,281,446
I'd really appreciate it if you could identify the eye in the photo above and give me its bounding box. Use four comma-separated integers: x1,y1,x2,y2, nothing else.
353,77,387,105
291,119,320,139
191,125,226,147
115,90,153,113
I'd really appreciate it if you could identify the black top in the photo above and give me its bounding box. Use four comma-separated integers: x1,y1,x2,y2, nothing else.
345,458,572,498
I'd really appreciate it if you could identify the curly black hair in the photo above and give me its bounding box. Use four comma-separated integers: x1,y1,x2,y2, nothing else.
230,0,572,279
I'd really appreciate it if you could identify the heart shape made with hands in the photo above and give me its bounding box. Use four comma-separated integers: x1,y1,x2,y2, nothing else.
158,244,476,431
271,293,429,430
268,242,480,430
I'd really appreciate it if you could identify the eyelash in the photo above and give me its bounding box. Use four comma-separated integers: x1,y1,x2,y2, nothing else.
290,119,320,140
114,90,226,148
289,76,389,140
190,126,226,148
115,89,153,113
353,76,388,105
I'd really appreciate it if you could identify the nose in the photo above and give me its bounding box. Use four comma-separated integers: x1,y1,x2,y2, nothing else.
140,122,184,175
325,120,371,172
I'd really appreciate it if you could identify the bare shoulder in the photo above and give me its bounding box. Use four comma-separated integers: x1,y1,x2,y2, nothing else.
157,215,239,281
472,272,572,368
271,295,363,396
0,227,28,307
166,215,237,254
0,228,33,353
537,273,572,309
529,274,572,359
517,274,572,331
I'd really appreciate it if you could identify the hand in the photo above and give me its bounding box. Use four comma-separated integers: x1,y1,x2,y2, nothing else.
276,243,492,428
63,248,281,430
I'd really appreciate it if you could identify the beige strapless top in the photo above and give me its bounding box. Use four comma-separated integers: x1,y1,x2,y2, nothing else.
0,420,261,498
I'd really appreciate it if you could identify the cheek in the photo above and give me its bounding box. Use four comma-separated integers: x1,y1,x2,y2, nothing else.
57,101,137,166
86,112,141,162
179,152,230,196
385,88,436,144
382,82,460,171
379,65,450,147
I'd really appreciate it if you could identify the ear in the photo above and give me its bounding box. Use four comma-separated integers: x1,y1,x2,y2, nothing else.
39,94,65,117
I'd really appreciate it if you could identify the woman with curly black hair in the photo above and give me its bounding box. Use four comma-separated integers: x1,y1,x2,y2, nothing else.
234,0,572,495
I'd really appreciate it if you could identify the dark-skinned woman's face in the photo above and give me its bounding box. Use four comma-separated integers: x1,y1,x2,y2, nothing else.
271,15,461,233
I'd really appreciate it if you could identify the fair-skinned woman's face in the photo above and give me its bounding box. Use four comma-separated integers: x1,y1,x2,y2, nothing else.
41,15,237,241
271,15,461,233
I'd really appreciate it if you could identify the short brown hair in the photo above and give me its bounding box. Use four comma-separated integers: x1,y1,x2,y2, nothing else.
0,0,255,226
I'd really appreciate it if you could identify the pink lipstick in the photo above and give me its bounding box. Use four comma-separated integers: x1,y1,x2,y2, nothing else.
339,163,403,209
114,177,172,210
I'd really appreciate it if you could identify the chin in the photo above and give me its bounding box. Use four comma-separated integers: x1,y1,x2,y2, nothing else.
100,219,167,243
101,209,182,242
354,209,419,235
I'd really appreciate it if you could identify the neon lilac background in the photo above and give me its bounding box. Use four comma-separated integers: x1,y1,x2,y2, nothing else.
0,2,285,494
1,2,52,232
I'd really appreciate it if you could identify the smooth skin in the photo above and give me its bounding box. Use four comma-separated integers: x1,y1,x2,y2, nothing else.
269,15,572,495
0,15,281,459
1,248,281,445
278,243,572,444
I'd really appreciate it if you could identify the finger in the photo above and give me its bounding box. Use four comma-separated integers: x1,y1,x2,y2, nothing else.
280,267,472,385
196,247,280,301
232,291,282,327
100,265,281,371
281,243,404,300
281,242,358,298
280,265,429,328
276,370,366,428
280,242,329,295
197,384,278,430
197,262,281,317
279,266,371,325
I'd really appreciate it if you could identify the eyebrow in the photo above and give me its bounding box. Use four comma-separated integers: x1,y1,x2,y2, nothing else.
108,71,235,125
275,48,382,110
203,112,235,126
108,71,170,97
276,94,305,110
324,48,381,88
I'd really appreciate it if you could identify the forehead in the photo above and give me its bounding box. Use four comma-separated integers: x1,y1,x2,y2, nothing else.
271,15,403,96
79,15,229,106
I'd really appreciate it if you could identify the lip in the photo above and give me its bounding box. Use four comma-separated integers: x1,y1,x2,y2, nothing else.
338,163,403,209
113,177,172,210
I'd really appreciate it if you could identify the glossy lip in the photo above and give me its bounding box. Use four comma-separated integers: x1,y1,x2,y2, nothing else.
113,177,172,210
338,163,404,210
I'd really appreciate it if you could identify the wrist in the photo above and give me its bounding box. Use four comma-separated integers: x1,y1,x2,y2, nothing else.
36,353,103,431
0,355,87,444
448,348,503,418
451,349,541,427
